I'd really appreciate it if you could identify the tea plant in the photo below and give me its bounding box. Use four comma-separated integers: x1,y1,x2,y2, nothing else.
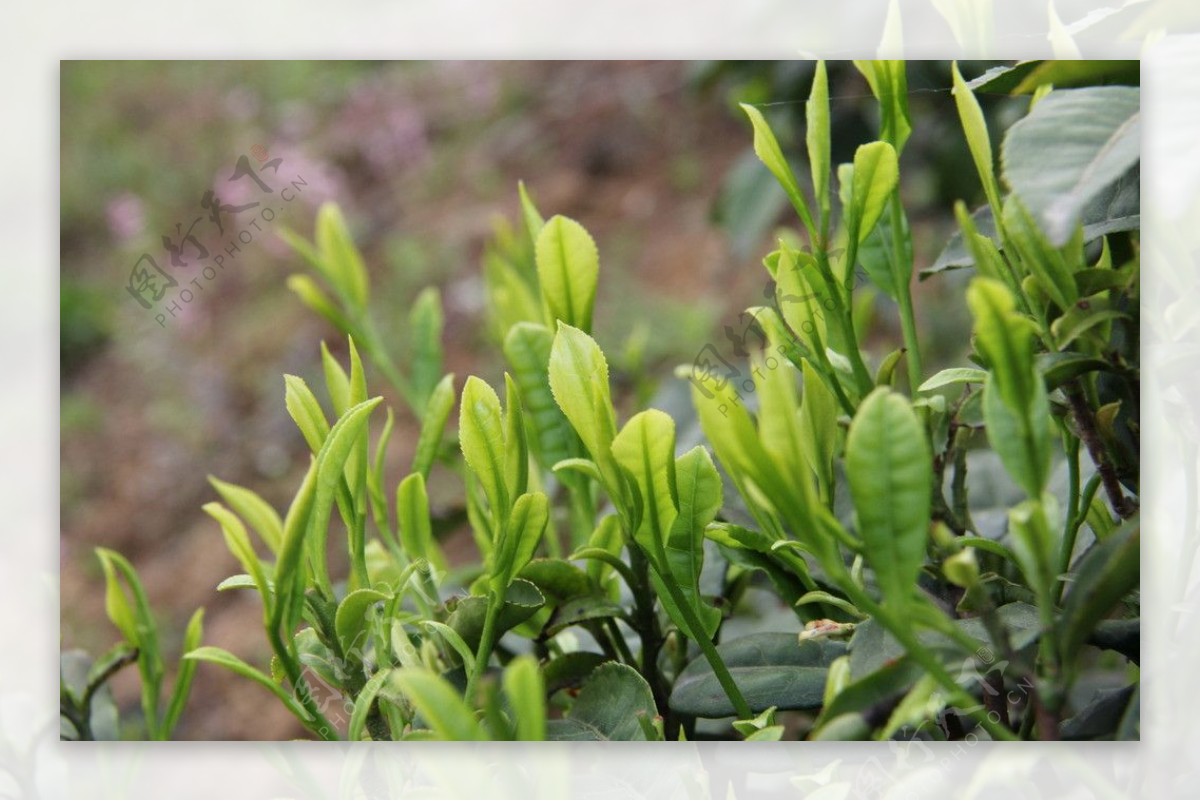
66,60,1139,741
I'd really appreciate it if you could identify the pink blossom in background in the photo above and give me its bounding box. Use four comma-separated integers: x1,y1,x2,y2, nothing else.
105,192,145,243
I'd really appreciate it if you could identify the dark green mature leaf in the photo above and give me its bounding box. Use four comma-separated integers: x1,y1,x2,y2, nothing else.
446,578,546,651
536,215,599,333
547,662,657,741
845,388,931,611
1001,86,1140,245
518,558,593,604
1059,515,1139,665
1061,684,1137,740
459,376,510,523
670,634,847,718
926,168,1140,276
544,594,628,637
542,651,608,695
848,602,1041,679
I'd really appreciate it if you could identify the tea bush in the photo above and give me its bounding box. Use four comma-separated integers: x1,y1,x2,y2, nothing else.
63,60,1139,742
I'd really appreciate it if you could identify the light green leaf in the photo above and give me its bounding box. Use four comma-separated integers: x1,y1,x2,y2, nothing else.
411,373,455,480
548,323,618,478
951,62,1003,215
798,360,838,500
656,446,723,640
1059,515,1139,665
409,287,444,411
348,668,393,740
207,477,283,554
396,472,444,571
394,668,488,741
518,181,545,245
854,61,911,154
536,215,599,333
845,388,931,611
807,61,831,222
421,621,476,674
1001,86,1140,245
847,142,899,246
184,646,313,724
162,607,204,736
459,376,510,524
202,503,271,612
314,203,369,310
503,373,529,501
774,245,829,354
611,410,678,561
272,459,318,636
492,492,550,592
504,322,580,472
334,588,390,656
307,397,385,596
287,274,350,333
739,103,815,232
503,655,546,741
320,341,351,416
1002,198,1079,311
919,367,988,392
284,375,330,454
670,634,846,718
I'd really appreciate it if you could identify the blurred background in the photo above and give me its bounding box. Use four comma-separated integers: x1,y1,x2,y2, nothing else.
60,60,1016,739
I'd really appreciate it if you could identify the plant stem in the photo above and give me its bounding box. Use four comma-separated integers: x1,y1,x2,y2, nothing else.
1063,380,1136,519
267,629,339,740
814,248,874,394
830,565,1017,741
465,594,503,705
656,571,752,721
627,547,670,718
888,193,923,394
